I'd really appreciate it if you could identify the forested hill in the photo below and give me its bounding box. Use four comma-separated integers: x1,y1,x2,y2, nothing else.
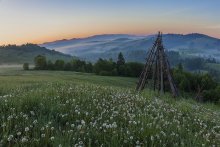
41,33,220,62
0,44,73,64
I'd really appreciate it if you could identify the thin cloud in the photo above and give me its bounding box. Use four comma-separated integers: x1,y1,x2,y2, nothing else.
205,25,220,29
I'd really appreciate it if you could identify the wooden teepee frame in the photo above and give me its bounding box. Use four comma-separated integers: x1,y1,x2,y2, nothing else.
136,32,179,97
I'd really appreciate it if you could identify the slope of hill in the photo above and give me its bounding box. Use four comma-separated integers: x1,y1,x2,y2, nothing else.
0,68,219,146
41,33,220,62
0,44,73,64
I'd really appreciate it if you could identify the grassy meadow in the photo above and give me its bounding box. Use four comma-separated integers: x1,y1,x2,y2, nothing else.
0,66,220,146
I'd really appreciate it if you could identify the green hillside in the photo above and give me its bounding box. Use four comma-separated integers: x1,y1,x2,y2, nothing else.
0,67,219,146
205,63,220,81
41,33,220,62
206,63,220,72
0,44,73,64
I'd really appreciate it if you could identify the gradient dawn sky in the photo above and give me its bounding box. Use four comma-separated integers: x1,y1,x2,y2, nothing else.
0,0,220,45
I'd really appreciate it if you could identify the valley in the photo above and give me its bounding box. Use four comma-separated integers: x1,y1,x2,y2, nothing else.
41,33,220,62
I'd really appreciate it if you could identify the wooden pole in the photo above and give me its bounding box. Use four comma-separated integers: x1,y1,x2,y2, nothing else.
136,31,179,97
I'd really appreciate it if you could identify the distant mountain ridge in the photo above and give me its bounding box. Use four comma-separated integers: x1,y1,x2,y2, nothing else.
41,33,220,62
43,34,147,45
0,44,73,64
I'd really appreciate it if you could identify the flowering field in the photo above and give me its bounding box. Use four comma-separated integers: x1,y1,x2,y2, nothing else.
0,69,220,146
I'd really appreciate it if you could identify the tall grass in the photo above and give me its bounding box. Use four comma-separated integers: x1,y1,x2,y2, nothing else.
0,68,219,146
0,81,219,146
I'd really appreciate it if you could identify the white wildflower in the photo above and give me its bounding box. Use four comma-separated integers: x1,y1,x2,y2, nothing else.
17,132,22,136
7,135,13,141
25,127,29,132
21,137,28,143
50,136,54,141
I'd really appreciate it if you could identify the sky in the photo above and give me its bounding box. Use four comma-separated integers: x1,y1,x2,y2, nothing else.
0,0,220,45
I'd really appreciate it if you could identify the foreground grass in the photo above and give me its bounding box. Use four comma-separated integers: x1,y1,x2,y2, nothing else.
0,67,220,146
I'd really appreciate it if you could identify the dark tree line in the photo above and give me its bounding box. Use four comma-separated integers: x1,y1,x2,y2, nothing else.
33,53,144,77
94,53,143,77
33,55,93,73
173,64,220,104
31,53,220,104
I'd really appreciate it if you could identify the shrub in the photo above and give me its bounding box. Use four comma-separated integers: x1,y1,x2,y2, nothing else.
23,63,29,70
203,86,220,104
34,55,47,70
99,71,112,76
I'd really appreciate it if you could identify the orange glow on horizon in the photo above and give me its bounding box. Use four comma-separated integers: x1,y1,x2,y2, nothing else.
1,0,220,46
1,30,220,46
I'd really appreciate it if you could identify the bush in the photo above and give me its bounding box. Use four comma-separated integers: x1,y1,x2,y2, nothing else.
85,62,93,73
125,62,144,77
34,55,47,70
99,71,112,76
203,86,220,104
111,68,118,76
23,63,29,70
117,65,127,76
94,58,115,75
47,60,54,70
54,60,65,70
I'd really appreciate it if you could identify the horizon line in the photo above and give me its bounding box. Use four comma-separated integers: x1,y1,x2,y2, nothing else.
0,32,219,46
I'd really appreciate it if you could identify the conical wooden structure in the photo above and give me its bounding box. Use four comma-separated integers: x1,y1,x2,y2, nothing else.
136,32,179,97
